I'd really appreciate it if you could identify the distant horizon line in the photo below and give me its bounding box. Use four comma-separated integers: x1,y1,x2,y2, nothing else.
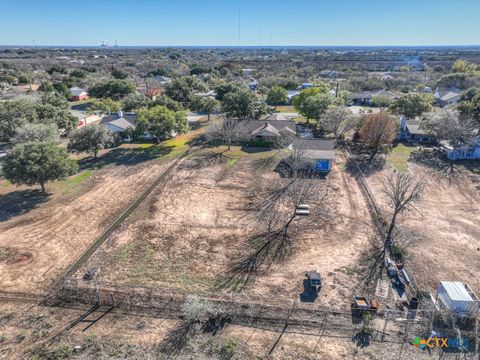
1,44,480,50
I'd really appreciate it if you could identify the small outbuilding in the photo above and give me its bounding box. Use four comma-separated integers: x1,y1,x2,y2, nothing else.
437,281,480,317
291,139,335,172
70,87,88,101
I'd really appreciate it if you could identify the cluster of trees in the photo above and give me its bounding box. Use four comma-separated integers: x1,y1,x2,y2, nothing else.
0,93,77,142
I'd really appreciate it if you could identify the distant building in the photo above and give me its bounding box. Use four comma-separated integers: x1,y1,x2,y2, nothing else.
287,90,300,104
301,83,313,89
434,87,462,107
349,89,398,106
248,80,258,91
69,87,88,101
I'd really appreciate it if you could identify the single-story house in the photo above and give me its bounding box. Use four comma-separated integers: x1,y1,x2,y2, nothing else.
291,138,335,172
399,116,437,144
287,90,300,104
437,281,480,317
145,88,162,99
100,111,137,136
233,119,296,142
349,89,399,106
69,110,102,128
442,137,480,160
155,76,172,86
70,87,88,101
434,87,462,107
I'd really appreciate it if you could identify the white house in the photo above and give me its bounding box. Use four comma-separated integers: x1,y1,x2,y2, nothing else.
437,281,480,317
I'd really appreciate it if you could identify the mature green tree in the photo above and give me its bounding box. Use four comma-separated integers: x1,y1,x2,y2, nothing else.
221,89,266,119
151,95,183,112
88,79,136,100
371,95,392,110
435,73,472,90
47,64,67,75
389,93,432,119
122,94,151,112
296,92,333,124
70,69,87,78
12,123,59,145
458,91,480,126
68,125,114,158
38,81,54,92
292,87,334,123
266,86,288,109
89,99,122,115
41,92,69,109
111,67,129,79
137,105,188,142
35,104,77,132
190,96,219,121
214,81,243,101
2,142,77,193
53,81,71,98
421,109,476,148
165,76,207,104
318,106,355,139
0,100,38,142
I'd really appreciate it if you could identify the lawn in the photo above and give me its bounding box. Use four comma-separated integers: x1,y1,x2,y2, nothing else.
56,170,94,195
275,105,295,113
387,143,415,171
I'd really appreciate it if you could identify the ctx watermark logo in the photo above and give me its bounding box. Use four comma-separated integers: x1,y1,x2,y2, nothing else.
411,336,470,350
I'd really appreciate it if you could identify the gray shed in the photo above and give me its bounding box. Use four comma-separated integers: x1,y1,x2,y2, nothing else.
437,281,480,316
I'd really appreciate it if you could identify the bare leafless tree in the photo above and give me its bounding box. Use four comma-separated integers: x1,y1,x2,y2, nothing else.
221,143,330,289
382,172,425,253
421,109,476,180
207,116,238,151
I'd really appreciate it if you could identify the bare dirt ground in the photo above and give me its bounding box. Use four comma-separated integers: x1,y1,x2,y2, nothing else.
0,301,439,360
81,150,376,308
366,162,480,296
0,152,175,294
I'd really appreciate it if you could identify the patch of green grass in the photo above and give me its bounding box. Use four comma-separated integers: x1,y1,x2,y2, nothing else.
60,170,94,187
388,143,415,171
226,157,237,167
275,105,295,113
0,179,11,188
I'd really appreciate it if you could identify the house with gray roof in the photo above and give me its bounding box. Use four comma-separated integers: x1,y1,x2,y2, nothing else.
399,116,437,144
290,138,335,172
233,119,296,143
434,87,462,107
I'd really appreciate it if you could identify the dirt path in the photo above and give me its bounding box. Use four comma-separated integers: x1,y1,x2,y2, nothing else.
0,158,174,294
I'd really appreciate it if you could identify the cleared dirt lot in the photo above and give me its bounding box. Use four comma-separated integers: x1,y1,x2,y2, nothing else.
0,147,179,294
366,162,480,296
81,149,376,308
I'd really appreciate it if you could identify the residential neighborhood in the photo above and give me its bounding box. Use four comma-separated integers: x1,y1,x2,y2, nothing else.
0,2,480,360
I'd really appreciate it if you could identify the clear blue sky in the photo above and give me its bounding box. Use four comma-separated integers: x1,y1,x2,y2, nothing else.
1,0,479,46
